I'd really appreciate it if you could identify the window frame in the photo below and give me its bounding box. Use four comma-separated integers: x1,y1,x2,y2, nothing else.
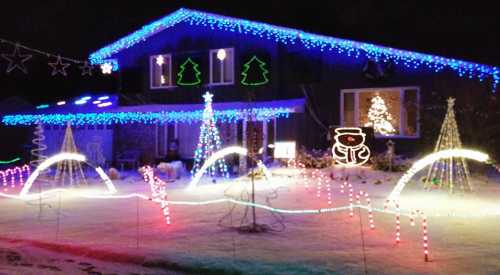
209,48,235,86
150,54,174,90
340,86,421,139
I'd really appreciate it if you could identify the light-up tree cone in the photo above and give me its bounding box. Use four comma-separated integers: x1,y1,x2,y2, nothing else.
54,121,87,186
191,92,229,179
424,97,472,193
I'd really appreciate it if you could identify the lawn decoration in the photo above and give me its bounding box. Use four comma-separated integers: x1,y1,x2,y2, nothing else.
188,146,272,190
388,149,490,200
54,122,87,186
140,166,171,225
21,152,116,197
191,92,229,179
424,97,472,193
332,127,371,166
0,164,30,191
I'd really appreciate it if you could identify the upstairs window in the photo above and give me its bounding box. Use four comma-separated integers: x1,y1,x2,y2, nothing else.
150,54,172,89
341,87,420,138
210,48,234,85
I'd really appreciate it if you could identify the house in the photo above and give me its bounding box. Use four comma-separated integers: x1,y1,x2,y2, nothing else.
3,8,499,169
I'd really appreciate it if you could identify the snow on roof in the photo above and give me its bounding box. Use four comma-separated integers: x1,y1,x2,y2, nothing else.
89,8,499,91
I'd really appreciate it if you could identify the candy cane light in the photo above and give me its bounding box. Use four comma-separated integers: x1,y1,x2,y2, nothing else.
388,149,489,200
20,152,117,197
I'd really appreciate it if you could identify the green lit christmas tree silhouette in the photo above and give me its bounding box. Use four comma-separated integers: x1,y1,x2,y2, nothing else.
241,56,269,86
177,57,202,86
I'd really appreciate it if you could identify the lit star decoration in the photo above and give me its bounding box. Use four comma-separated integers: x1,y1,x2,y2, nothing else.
2,107,291,126
191,92,229,179
156,55,165,66
100,63,113,74
1,44,32,74
88,8,499,91
48,55,70,76
79,61,93,76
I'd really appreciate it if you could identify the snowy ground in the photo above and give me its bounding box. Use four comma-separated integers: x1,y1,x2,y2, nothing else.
1,166,500,274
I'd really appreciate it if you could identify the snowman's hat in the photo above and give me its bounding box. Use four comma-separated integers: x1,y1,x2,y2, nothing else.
334,127,365,136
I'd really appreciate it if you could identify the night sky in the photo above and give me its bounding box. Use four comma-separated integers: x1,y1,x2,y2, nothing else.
0,1,499,104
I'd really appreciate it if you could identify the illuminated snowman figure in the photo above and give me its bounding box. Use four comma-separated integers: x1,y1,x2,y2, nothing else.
332,127,371,166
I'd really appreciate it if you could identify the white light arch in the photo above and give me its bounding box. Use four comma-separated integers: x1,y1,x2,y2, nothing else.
388,149,489,200
20,152,117,197
187,146,272,190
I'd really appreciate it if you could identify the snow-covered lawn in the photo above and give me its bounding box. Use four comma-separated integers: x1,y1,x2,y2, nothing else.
1,166,500,274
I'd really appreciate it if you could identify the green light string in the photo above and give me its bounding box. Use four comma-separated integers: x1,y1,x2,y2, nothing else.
0,157,21,164
177,57,202,86
241,55,269,86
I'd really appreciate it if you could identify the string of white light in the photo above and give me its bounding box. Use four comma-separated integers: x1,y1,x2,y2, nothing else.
0,37,87,64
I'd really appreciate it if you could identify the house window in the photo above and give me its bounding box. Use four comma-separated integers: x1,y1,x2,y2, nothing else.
150,54,172,89
340,87,420,138
209,48,234,85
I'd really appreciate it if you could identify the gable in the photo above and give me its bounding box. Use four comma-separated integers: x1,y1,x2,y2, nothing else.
89,8,499,91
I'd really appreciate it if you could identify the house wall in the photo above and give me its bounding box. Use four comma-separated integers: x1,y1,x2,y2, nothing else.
43,124,113,166
110,21,496,157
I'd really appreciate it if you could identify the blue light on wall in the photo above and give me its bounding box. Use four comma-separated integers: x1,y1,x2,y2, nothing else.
2,107,292,126
88,8,499,91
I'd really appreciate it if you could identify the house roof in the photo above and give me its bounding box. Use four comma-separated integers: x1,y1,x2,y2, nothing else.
2,98,304,126
88,8,499,91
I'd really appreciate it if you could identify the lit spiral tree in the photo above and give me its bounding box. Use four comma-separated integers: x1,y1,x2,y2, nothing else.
191,92,229,179
30,122,48,170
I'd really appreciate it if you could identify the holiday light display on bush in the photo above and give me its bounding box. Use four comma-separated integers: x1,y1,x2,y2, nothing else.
423,97,472,193
54,122,87,186
332,127,371,166
364,95,396,136
191,92,229,179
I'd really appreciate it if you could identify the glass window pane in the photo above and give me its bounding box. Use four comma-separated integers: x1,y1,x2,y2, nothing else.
223,50,233,83
343,93,355,126
359,90,400,136
212,52,221,83
151,55,171,87
403,89,418,136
